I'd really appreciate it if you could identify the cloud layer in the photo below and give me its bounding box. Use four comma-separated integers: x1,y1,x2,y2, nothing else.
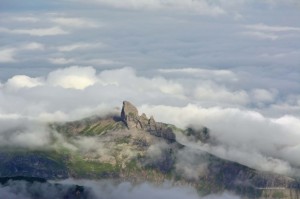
0,66,300,177
1,0,300,81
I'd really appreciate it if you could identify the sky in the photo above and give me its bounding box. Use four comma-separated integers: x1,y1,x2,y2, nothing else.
1,0,300,193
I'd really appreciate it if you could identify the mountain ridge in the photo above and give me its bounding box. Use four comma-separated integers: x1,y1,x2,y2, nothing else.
0,101,300,198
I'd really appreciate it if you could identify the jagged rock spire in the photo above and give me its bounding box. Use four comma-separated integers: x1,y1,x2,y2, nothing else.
121,101,142,129
121,101,138,121
120,101,176,142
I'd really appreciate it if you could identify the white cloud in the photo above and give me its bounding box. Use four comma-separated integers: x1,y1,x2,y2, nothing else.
47,66,98,89
241,31,279,40
0,66,184,97
0,26,68,36
251,89,277,103
245,23,300,32
158,68,238,82
98,67,184,96
0,117,51,148
0,66,186,124
242,23,300,40
0,43,44,63
194,84,249,105
57,42,104,52
49,57,75,65
51,17,99,28
198,143,294,176
84,58,120,65
0,48,16,63
48,57,118,66
5,75,43,89
175,148,209,180
139,104,300,175
21,42,45,50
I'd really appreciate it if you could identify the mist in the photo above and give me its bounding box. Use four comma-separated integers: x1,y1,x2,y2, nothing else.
0,179,240,199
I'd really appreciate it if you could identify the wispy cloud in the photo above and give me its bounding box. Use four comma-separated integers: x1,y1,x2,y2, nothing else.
11,16,40,23
158,68,238,81
241,31,278,40
49,57,75,65
0,43,44,63
48,57,119,66
242,23,300,40
57,42,105,52
84,58,120,65
51,17,100,28
0,48,16,63
21,42,45,50
245,23,300,32
194,85,249,105
0,26,68,36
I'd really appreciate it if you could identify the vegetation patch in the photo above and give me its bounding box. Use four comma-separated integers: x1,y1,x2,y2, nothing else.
272,191,285,199
115,135,132,145
67,155,120,178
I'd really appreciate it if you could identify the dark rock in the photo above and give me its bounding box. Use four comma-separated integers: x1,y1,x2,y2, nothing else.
185,126,210,143
161,127,176,142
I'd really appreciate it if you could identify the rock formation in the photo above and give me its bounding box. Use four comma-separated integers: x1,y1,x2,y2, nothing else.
121,101,142,129
121,101,176,142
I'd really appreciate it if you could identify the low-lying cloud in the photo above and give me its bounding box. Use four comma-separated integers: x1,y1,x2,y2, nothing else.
0,179,241,199
0,117,51,148
140,104,300,176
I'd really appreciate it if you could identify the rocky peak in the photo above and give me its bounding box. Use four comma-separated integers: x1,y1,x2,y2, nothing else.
120,101,176,142
121,101,138,120
121,101,142,129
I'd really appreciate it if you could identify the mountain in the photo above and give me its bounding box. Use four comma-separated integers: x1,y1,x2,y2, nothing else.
0,101,300,198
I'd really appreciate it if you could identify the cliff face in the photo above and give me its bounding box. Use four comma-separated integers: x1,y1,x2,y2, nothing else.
0,101,300,199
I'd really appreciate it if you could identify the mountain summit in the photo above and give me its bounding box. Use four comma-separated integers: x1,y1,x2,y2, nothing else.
121,101,142,129
121,101,176,142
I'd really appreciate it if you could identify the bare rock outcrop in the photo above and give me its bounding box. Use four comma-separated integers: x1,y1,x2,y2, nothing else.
121,101,142,129
120,101,176,142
